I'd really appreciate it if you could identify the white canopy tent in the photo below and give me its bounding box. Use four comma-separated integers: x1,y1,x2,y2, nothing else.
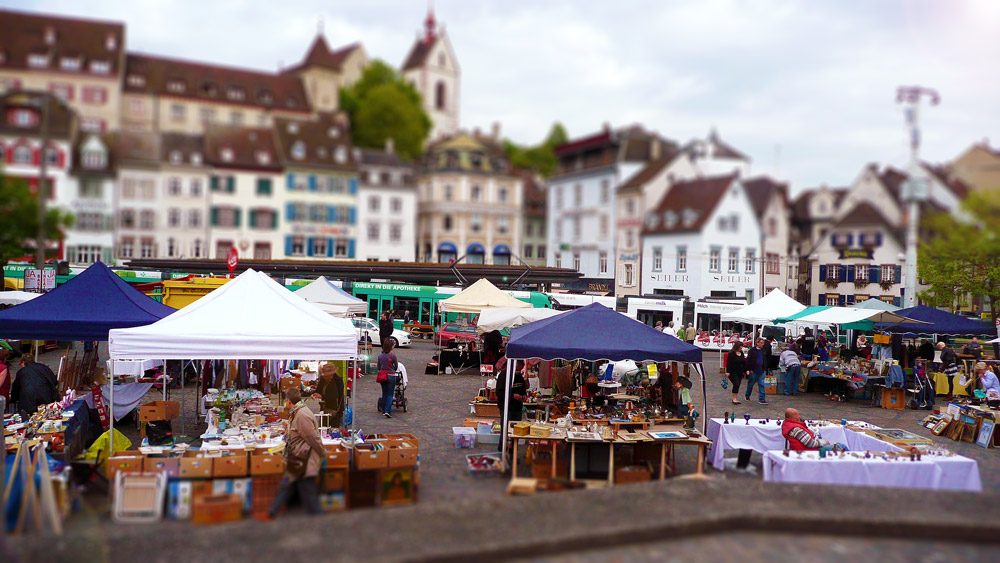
852,298,901,312
292,276,368,317
786,307,925,327
476,307,564,333
721,288,805,324
109,269,357,439
0,291,41,306
439,278,531,313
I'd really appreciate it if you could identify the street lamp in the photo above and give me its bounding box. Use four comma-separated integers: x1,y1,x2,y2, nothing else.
895,86,939,308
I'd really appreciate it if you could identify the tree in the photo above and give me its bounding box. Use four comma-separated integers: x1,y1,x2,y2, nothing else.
502,122,569,177
339,60,431,160
0,171,74,266
918,190,1000,320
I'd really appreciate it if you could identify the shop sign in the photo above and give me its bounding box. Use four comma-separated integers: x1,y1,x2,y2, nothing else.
649,274,690,283
113,270,162,281
24,268,56,292
711,275,753,284
561,278,612,293
839,248,874,260
291,224,351,236
619,254,639,261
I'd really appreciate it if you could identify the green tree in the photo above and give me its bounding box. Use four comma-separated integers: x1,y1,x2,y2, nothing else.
918,190,1000,320
0,172,74,265
502,122,569,177
339,60,431,160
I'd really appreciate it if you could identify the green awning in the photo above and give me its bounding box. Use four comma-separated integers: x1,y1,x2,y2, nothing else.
772,306,831,324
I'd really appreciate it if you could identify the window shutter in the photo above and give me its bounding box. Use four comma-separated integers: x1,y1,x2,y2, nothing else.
284,236,293,256
286,173,294,189
66,247,77,263
894,297,901,307
846,233,854,246
327,237,334,257
286,203,294,221
348,208,356,225
327,205,335,223
249,209,256,228
819,265,827,282
349,178,358,195
210,176,219,191
308,175,317,191
847,265,855,282
847,294,855,305
838,294,846,307
839,266,847,282
875,232,883,246
233,208,241,227
894,265,902,283
227,177,235,193
870,265,880,283
307,237,314,257
819,295,826,306
271,210,278,230
348,239,356,258
211,207,218,226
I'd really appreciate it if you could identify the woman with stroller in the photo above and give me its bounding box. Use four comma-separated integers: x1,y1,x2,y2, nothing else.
377,340,399,418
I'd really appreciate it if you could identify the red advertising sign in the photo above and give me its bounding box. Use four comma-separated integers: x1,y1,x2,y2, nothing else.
227,247,239,275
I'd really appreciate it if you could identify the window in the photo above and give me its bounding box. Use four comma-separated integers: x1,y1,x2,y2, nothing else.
828,264,842,281
677,247,687,271
290,236,305,256
140,181,156,200
471,185,481,202
367,223,380,242
167,177,182,196
215,207,238,228
254,243,271,260
28,53,49,68
227,87,245,101
709,248,721,272
166,238,176,257
745,249,755,274
167,80,186,93
444,184,454,201
860,231,882,247
368,197,380,212
140,239,155,258
44,146,59,166
127,74,145,88
626,198,637,217
556,254,562,268
140,210,155,230
556,187,563,209
881,265,895,282
76,212,105,231
538,245,546,259
122,179,136,199
310,204,326,222
730,214,739,232
119,238,134,258
335,146,347,163
435,81,446,110
256,178,272,196
80,117,106,132
312,237,327,256
718,216,728,231
524,245,534,258
468,214,483,232
624,263,634,286
389,223,402,242
327,177,346,193
74,245,104,264
191,239,203,258
573,253,581,271
82,149,107,169
728,248,739,273
766,253,780,275
574,184,582,206
80,179,102,199
190,179,203,197
599,252,608,274
216,240,233,259
334,239,348,258
497,216,509,234
60,57,81,71
390,197,402,213
168,208,180,227
120,209,135,229
90,60,110,74
768,218,778,238
82,86,107,105
856,263,869,281
499,186,509,203
191,153,202,166
442,215,453,231
653,247,662,271
200,107,215,123
600,180,610,203
220,148,234,162
230,111,243,126
169,151,182,165
625,229,635,249
253,209,275,229
573,217,581,238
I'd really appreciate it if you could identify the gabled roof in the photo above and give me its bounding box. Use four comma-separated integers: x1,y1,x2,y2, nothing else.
271,114,356,171
834,201,895,228
358,148,406,168
618,154,677,193
923,161,969,199
116,131,160,165
791,187,848,222
742,176,788,218
0,90,75,138
682,129,749,161
878,166,907,200
124,53,309,113
402,35,436,71
283,36,361,74
71,132,117,176
0,9,125,75
643,174,737,235
204,125,281,171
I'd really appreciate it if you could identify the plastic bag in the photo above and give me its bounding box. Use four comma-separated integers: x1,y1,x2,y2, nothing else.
344,405,353,426
720,376,729,390
83,428,133,472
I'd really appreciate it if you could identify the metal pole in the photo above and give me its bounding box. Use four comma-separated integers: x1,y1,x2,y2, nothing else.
500,358,514,471
36,93,51,270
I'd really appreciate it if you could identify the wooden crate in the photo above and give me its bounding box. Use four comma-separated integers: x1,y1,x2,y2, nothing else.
881,387,905,410
615,463,653,485
473,403,500,417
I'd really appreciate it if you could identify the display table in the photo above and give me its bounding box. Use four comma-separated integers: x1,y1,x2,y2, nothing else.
82,382,154,421
706,418,886,471
439,349,482,374
807,369,867,390
763,450,982,492
930,372,971,397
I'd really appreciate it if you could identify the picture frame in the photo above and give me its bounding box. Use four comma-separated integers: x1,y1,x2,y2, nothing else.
648,431,686,440
931,419,951,436
566,431,603,442
976,419,995,449
380,468,414,507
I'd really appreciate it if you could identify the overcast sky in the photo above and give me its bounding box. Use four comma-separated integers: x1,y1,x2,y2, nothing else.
9,0,1000,193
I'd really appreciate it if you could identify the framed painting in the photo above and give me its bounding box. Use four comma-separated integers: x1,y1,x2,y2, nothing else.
976,419,995,449
380,468,414,506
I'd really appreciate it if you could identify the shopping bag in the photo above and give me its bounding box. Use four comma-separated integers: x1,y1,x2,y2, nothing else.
376,370,388,383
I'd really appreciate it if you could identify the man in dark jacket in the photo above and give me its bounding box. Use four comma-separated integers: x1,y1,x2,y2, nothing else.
745,338,769,405
312,363,345,428
378,312,394,347
11,357,60,418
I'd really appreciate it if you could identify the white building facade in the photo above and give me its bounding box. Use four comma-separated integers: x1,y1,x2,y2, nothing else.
356,147,416,262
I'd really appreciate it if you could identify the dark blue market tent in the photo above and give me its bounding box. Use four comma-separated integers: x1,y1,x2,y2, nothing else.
507,303,702,363
0,261,175,341
876,305,992,336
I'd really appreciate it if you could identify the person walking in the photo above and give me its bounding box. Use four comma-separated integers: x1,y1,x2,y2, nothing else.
745,338,768,405
686,323,696,345
726,342,747,405
937,341,960,399
379,312,394,348
779,343,802,396
266,388,325,518
377,340,399,418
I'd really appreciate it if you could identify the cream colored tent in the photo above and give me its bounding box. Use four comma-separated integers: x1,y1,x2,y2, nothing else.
439,278,531,313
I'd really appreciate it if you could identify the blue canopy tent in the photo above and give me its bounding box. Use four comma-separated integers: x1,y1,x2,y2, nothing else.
876,305,992,336
0,261,174,341
502,303,706,465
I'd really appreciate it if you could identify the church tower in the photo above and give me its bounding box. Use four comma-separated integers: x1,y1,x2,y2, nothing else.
401,9,460,140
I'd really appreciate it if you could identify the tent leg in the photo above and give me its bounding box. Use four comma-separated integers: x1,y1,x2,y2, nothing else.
162,359,167,401
109,365,114,443
500,359,514,472
180,360,186,438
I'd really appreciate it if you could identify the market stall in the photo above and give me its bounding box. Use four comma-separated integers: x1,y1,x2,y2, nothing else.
437,278,532,374
0,290,40,306
292,276,368,317
877,305,993,336
722,288,805,325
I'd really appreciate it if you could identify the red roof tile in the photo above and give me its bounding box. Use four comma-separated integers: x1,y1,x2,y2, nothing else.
0,9,125,75
643,174,737,235
742,176,788,218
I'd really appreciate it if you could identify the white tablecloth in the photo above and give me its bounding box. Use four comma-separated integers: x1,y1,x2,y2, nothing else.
107,359,163,377
706,419,889,471
81,382,154,421
763,451,982,492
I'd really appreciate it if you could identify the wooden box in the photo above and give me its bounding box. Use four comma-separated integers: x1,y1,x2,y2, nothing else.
139,400,180,422
212,454,248,478
387,443,418,468
615,463,653,485
323,444,351,468
178,452,213,479
353,445,388,470
529,424,551,438
473,403,500,417
249,454,284,476
280,377,302,392
191,494,242,525
143,455,180,478
512,422,531,437
881,387,905,410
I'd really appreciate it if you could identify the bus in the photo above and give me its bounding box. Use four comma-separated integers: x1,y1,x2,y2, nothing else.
625,296,686,328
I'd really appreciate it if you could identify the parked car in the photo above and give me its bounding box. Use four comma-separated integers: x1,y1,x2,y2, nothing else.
434,323,478,347
352,317,411,348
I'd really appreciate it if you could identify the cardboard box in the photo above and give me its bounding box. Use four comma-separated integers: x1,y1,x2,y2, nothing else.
321,467,348,492
319,492,347,512
615,463,653,485
212,478,252,513
106,454,144,480
324,444,351,468
167,479,213,520
139,400,180,422
387,443,418,468
280,377,301,392
251,475,282,516
249,454,284,476
353,445,388,470
143,455,180,478
178,453,213,479
213,454,248,478
384,433,420,448
191,494,242,525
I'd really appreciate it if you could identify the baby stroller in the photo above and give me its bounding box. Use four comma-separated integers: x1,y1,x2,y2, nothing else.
376,364,409,413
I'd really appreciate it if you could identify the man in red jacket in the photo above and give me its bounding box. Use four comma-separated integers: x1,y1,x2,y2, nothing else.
781,408,827,451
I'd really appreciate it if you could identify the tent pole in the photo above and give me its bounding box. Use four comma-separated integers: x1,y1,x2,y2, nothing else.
180,360,186,438
500,358,514,472
162,359,167,401
109,363,114,444
697,362,708,435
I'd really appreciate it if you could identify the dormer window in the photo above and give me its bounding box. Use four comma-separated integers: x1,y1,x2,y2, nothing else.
227,87,245,101
127,74,146,88
105,33,117,50
60,57,81,71
334,146,347,164
90,60,110,74
167,80,185,93
286,96,297,108
286,122,299,134
169,150,182,164
28,53,49,68
258,90,273,104
664,210,678,229
82,149,107,169
291,141,305,160
645,214,659,229
12,109,38,127
316,146,327,159
682,209,699,228
44,27,56,45
202,82,218,97
255,150,271,165
191,152,202,166
221,147,234,162
327,127,339,138
352,148,362,161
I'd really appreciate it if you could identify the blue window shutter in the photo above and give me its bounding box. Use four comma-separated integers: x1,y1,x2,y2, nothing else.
838,266,847,282
819,265,827,282
286,203,294,221
875,232,883,246
894,297,901,307
847,265,855,282
286,173,294,189
349,208,356,225
838,295,846,307
847,295,856,305
271,210,278,230
348,239,355,258
819,295,826,306
307,237,315,257
349,178,358,195
308,175,317,191
284,236,293,256
870,265,880,283
846,233,854,247
894,265,902,283
211,207,218,226
249,209,257,228
327,205,335,223
830,234,836,247
327,237,334,257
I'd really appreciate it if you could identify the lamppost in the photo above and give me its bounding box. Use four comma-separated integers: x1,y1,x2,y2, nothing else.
895,86,940,308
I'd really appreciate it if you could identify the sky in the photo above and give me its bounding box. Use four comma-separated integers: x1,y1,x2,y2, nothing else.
6,0,1000,194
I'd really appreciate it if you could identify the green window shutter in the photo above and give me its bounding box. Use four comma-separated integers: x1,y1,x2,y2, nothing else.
210,207,219,226
249,209,257,228
210,176,219,191
257,178,272,195
227,177,235,193
234,208,242,227
271,210,278,230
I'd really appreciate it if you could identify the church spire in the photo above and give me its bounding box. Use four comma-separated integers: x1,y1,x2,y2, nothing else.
424,5,437,44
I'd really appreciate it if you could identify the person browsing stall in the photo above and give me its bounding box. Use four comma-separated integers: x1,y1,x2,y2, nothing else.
779,343,802,396
937,341,961,399
782,408,828,451
964,337,984,361
976,362,1000,407
10,356,60,418
266,388,325,519
674,376,693,415
312,362,345,428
